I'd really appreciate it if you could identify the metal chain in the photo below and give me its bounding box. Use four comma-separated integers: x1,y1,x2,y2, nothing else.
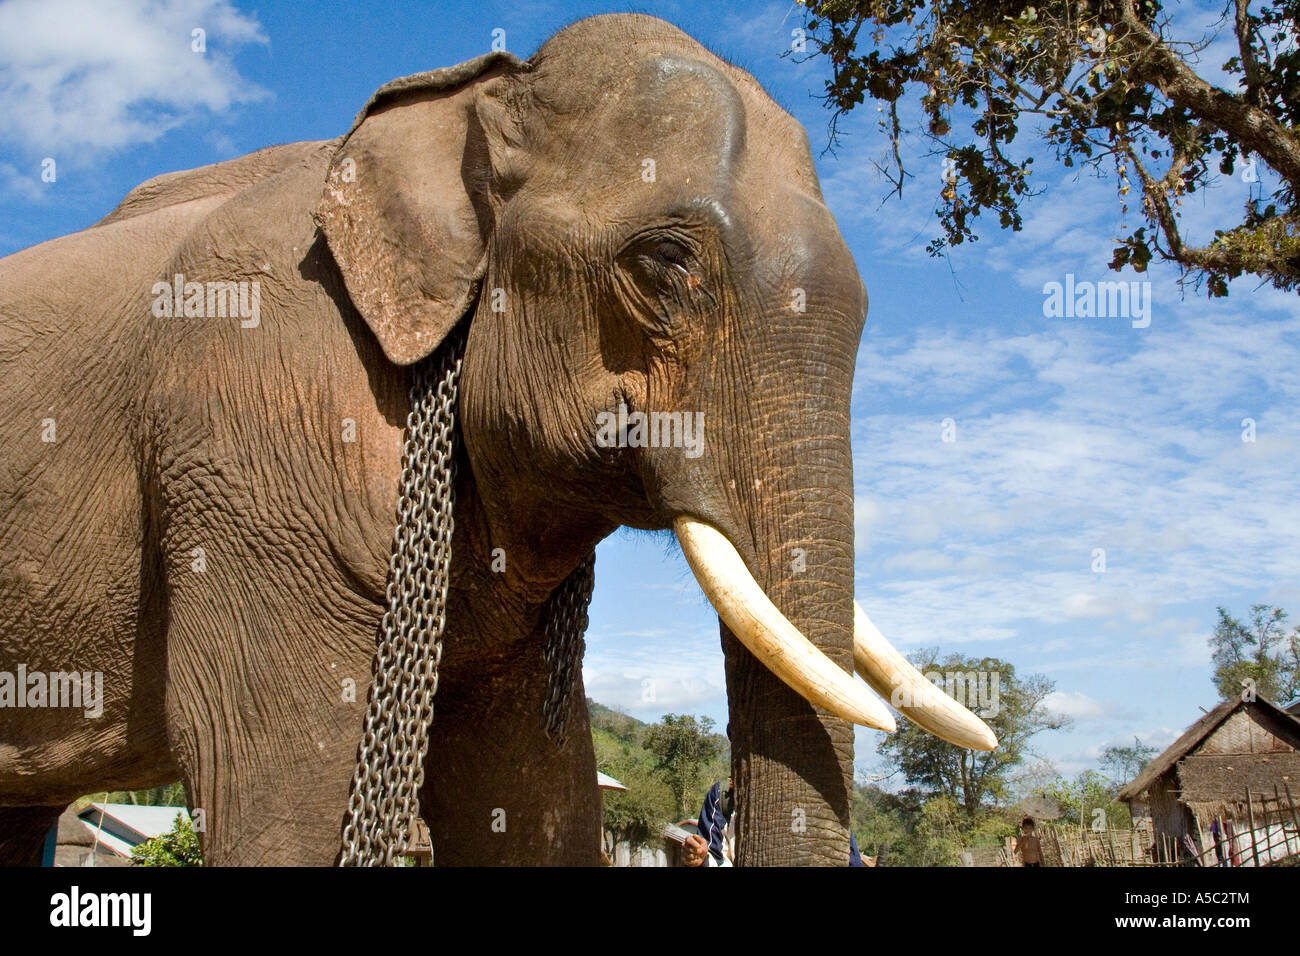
541,552,596,744
339,332,463,867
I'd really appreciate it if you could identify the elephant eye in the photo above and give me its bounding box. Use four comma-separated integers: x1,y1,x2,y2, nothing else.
612,230,712,325
652,238,692,268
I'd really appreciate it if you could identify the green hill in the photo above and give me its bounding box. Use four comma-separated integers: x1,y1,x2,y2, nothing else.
587,699,729,843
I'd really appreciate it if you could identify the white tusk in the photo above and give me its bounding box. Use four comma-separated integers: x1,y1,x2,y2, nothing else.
852,602,998,751
673,516,895,731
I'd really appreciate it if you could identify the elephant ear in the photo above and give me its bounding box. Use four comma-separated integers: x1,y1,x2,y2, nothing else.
314,51,528,366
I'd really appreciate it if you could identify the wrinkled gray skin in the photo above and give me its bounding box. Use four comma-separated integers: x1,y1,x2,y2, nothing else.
0,14,865,865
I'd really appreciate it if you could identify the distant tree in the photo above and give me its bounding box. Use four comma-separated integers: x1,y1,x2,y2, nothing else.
1035,769,1130,831
1099,736,1160,785
1209,604,1300,702
853,783,1019,865
851,783,910,862
596,753,678,847
795,0,1300,295
964,812,1020,850
878,652,1068,818
130,812,202,867
642,714,724,818
1010,758,1063,797
906,794,969,866
105,782,187,807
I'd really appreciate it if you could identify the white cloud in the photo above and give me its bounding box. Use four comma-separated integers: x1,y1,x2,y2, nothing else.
0,0,267,159
582,598,728,721
883,548,993,575
0,162,44,200
850,293,1300,647
833,106,1300,762
581,668,724,717
853,496,882,551
581,644,727,718
1043,691,1109,722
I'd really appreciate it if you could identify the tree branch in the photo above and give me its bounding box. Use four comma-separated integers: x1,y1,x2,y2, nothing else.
1111,0,1300,186
1235,0,1268,108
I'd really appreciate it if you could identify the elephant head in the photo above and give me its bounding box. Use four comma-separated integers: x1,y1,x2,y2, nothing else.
314,14,993,865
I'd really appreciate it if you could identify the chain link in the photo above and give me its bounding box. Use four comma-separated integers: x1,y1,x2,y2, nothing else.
339,332,462,867
338,328,597,864
541,552,596,744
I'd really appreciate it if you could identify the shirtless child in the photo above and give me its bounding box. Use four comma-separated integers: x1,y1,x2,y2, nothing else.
1014,818,1044,867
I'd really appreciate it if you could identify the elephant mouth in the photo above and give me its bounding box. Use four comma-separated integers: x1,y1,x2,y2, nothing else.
672,515,998,750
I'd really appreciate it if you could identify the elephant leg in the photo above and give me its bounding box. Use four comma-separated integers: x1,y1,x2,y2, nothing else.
179,754,355,867
0,805,64,865
423,648,602,866
163,566,379,866
166,634,373,867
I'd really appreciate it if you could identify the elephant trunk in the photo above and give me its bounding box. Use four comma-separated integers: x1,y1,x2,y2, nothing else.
719,463,858,866
650,296,863,865
736,415,857,867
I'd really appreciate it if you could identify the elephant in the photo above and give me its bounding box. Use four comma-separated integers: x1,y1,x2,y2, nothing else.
0,13,994,866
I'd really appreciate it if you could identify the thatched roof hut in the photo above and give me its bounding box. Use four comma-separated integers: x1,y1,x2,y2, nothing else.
52,809,131,867
1118,697,1300,863
1013,794,1063,822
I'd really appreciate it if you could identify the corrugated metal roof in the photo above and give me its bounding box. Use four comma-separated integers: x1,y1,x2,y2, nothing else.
80,804,188,842
596,771,627,791
79,825,136,859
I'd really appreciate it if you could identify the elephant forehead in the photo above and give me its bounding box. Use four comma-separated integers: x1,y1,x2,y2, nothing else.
527,13,820,186
637,55,823,197
533,55,818,198
529,55,742,190
633,55,746,161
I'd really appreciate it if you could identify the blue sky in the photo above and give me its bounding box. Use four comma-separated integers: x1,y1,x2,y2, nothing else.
2,0,1296,789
